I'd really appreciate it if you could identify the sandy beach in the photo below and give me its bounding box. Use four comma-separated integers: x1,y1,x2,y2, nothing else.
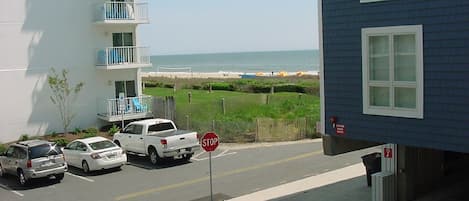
141,71,319,79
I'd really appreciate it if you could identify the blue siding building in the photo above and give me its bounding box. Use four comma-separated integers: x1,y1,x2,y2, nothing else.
320,0,469,200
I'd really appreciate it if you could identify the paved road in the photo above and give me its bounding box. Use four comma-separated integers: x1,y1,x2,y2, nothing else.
0,140,378,201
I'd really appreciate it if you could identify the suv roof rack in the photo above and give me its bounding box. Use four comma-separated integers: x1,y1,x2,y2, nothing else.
17,140,49,147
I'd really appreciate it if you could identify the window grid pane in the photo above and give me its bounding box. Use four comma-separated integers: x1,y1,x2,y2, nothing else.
370,86,390,107
369,36,390,81
394,87,416,109
394,34,416,81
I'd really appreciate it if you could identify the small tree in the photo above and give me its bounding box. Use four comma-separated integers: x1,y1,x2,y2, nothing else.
48,68,84,135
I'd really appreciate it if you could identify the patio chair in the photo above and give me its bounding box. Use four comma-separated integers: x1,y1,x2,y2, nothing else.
132,97,148,112
116,99,132,115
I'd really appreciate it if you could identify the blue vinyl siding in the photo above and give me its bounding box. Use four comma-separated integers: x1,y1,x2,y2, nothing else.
323,0,469,153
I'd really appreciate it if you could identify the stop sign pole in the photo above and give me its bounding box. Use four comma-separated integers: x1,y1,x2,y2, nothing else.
201,132,219,201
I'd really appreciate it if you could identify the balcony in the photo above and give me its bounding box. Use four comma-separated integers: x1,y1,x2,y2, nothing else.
96,46,152,70
97,95,153,122
95,2,149,24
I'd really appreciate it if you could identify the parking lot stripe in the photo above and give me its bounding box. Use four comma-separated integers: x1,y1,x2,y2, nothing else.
65,172,95,182
11,190,24,197
193,151,205,159
193,150,238,161
114,150,323,201
0,184,24,197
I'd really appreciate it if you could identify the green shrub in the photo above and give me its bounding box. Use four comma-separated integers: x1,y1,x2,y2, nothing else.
192,85,202,90
19,134,29,142
274,84,306,93
53,138,69,147
163,83,175,88
202,82,235,91
108,124,120,136
73,127,82,135
85,127,98,135
145,82,163,88
29,136,43,140
0,143,7,154
82,132,97,139
249,85,271,93
50,131,58,138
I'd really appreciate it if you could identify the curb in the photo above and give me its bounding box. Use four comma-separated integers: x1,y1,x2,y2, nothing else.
219,138,322,151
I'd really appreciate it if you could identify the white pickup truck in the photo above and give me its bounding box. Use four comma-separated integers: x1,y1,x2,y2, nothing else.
113,119,200,165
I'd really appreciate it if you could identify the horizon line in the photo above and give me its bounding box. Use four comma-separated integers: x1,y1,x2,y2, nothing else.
152,49,319,57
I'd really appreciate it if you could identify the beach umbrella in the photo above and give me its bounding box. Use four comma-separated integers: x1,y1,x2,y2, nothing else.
278,71,288,77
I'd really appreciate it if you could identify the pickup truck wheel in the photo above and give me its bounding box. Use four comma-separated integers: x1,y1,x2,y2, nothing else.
149,148,160,165
55,173,64,181
183,154,193,161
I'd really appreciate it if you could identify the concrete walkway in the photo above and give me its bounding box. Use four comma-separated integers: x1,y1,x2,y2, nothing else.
228,163,371,201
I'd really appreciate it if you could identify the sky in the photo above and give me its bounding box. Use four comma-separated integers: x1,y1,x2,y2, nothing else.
138,0,318,55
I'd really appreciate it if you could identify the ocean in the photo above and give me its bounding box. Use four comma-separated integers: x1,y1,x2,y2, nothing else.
146,50,319,74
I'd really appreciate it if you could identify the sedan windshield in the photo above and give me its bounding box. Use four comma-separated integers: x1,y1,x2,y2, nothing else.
89,140,116,151
29,144,62,159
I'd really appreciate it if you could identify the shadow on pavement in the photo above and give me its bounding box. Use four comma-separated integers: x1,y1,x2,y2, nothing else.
0,174,60,191
67,165,122,177
416,174,469,201
270,175,371,201
126,154,192,170
190,193,232,201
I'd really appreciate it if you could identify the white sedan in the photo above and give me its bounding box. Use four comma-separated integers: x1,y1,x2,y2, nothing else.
62,137,127,173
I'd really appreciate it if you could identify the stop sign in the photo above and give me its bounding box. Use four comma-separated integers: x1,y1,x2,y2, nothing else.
201,132,219,152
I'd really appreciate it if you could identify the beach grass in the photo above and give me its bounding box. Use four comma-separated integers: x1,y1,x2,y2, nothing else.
143,87,319,127
143,76,320,142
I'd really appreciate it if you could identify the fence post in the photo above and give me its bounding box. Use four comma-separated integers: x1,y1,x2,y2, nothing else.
221,98,226,115
255,118,259,142
188,92,192,104
266,95,270,105
212,120,215,132
164,96,168,119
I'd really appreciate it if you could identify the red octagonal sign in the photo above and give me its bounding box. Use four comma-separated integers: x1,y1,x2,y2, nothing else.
201,132,219,152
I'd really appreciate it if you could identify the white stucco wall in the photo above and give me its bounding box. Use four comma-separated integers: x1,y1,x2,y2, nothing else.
0,0,142,142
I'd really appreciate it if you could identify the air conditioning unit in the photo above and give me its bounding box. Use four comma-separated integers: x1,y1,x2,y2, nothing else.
372,171,396,201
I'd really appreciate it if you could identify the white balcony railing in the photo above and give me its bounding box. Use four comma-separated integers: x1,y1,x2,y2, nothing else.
96,2,149,23
96,46,151,68
98,95,153,121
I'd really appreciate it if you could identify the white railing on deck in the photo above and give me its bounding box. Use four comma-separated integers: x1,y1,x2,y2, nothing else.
101,95,152,117
96,46,150,66
96,2,149,22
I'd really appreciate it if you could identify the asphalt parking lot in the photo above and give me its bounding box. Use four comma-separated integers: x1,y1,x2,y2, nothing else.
0,140,375,201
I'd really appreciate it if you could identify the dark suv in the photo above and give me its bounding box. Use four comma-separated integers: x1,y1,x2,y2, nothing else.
0,140,68,186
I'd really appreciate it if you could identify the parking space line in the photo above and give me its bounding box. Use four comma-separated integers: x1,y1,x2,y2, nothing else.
192,151,205,159
115,150,323,201
11,190,24,197
0,184,24,197
192,149,237,161
65,172,95,182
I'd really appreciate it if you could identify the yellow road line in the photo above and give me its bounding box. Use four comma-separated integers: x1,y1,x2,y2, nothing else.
115,150,323,201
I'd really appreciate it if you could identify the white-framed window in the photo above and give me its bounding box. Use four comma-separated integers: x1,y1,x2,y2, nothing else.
362,25,423,119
